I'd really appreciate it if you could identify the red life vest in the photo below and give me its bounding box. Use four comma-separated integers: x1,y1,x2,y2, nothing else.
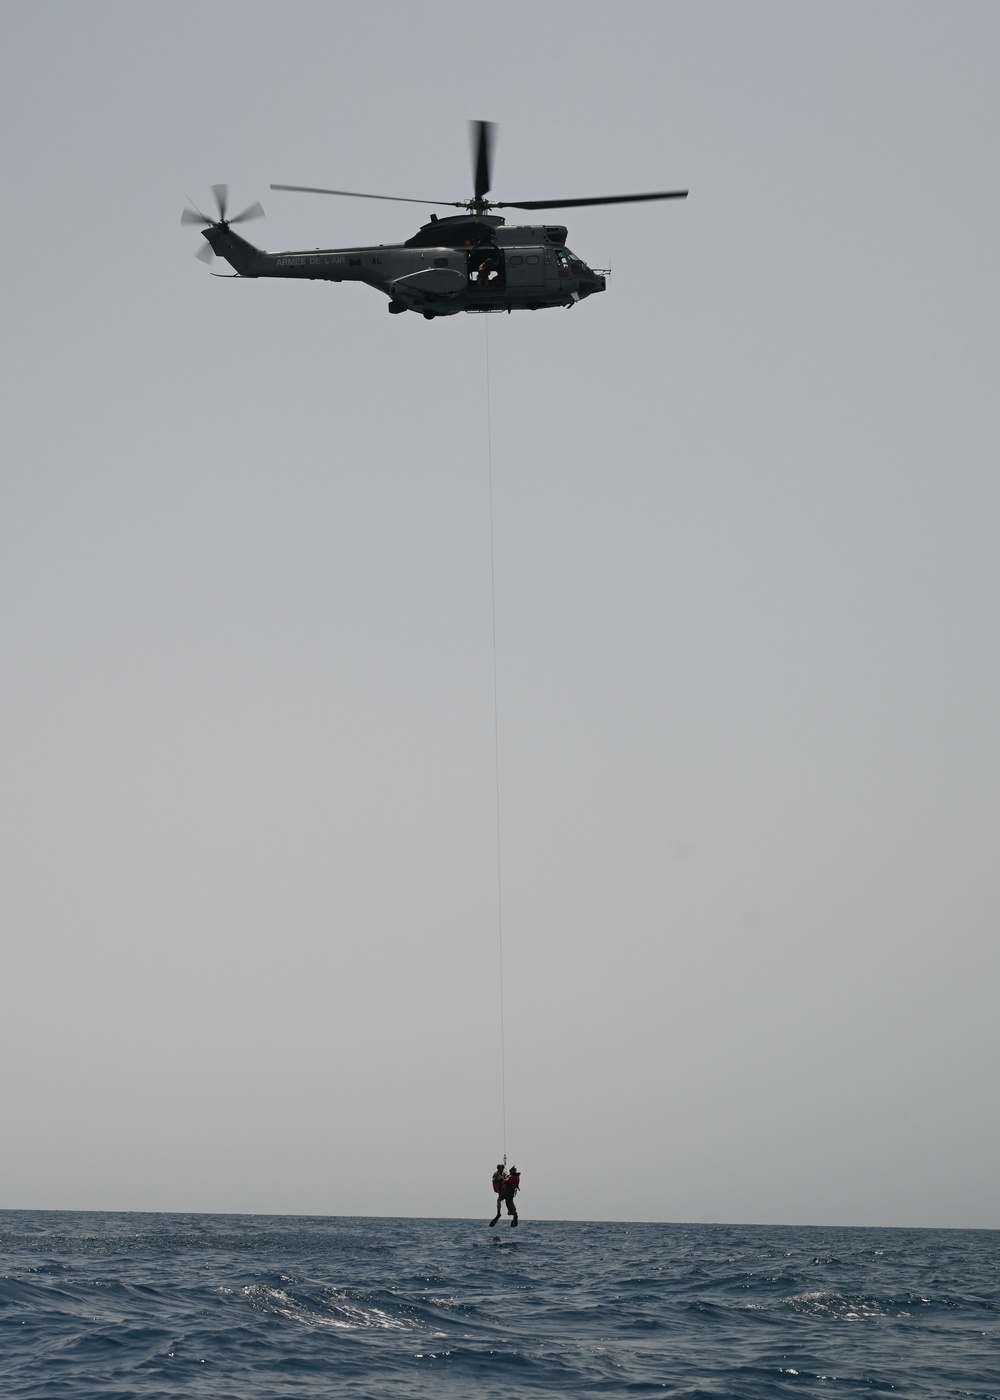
506,1170,520,1194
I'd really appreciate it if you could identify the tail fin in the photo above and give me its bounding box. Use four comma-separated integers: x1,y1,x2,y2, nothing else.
204,226,262,277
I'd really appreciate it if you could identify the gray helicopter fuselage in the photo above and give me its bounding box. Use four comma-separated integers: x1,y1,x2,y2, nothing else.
203,213,605,316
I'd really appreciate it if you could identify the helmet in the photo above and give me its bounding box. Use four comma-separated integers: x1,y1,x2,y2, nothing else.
496,1164,504,1171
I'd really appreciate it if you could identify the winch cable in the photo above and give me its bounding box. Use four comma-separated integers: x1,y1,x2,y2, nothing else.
484,317,507,1162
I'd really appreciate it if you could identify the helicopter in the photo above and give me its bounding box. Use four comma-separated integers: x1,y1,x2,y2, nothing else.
182,122,687,319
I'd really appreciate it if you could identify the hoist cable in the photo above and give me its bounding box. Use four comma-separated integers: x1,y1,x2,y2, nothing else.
485,317,507,1161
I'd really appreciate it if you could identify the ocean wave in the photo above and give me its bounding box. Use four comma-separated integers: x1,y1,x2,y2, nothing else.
242,1280,423,1332
781,1288,904,1319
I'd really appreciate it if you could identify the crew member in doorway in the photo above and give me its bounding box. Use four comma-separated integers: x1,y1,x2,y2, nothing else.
490,1164,506,1227
503,1165,520,1227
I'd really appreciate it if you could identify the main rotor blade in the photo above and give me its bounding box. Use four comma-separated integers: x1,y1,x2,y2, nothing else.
496,189,689,210
181,206,213,225
471,119,495,203
270,183,462,207
211,183,229,221
230,200,264,224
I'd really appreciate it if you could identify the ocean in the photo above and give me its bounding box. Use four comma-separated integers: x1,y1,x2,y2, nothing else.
1,1211,996,1398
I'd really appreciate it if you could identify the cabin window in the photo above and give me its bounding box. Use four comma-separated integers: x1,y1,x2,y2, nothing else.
508,255,524,266
525,255,540,265
434,257,448,267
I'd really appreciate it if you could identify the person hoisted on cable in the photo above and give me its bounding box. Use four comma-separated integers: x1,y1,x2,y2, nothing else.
489,1164,506,1227
503,1165,520,1227
489,1162,521,1228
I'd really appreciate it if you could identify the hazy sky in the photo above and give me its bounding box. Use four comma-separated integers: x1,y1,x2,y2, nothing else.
2,1,998,1227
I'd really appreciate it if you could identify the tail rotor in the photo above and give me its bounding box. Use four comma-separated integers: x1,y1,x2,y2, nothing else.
181,185,264,262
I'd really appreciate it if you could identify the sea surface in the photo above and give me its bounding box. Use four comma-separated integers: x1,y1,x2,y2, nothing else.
1,1211,997,1398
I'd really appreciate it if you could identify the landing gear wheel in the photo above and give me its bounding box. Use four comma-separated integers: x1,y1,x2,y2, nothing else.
422,310,436,320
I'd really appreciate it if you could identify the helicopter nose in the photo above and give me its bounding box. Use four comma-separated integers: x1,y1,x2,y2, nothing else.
578,272,605,299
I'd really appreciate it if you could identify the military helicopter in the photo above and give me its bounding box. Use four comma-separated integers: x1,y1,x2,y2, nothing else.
182,122,687,319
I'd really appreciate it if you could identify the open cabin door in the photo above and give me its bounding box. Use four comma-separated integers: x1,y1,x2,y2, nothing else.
468,244,505,293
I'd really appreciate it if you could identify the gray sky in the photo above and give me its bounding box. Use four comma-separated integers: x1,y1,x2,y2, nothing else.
2,0,998,1227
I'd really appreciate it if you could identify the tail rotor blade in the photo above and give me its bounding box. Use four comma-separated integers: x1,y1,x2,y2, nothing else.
471,119,495,203
181,206,212,225
230,200,264,224
211,183,229,221
195,240,215,263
